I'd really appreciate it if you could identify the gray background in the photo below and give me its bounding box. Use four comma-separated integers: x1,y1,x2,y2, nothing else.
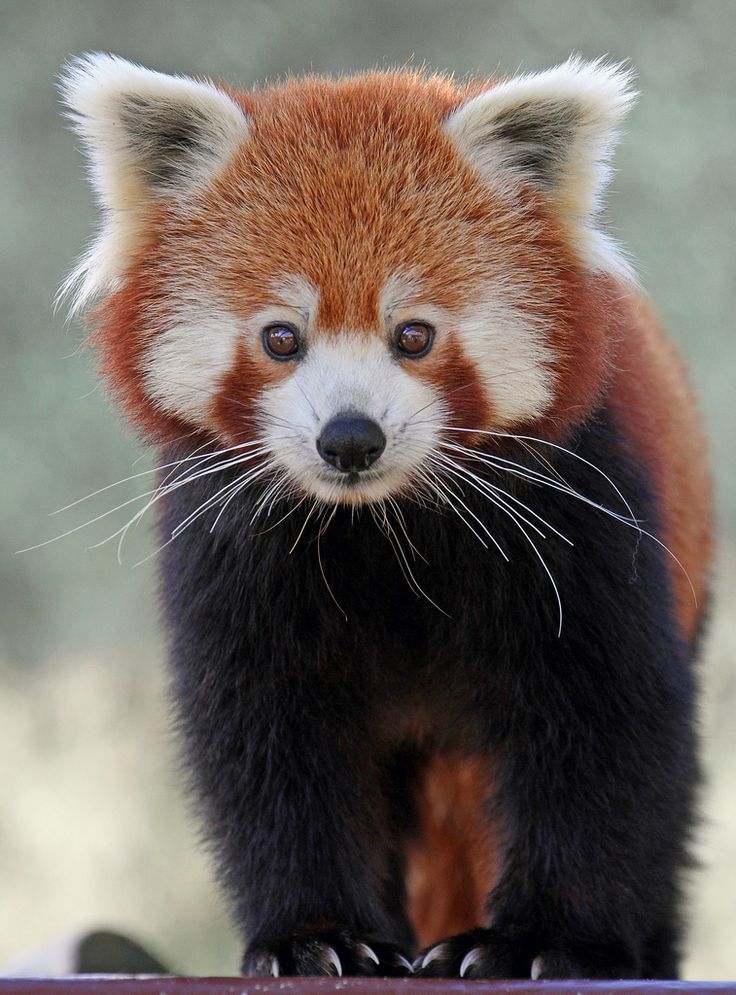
2,0,734,979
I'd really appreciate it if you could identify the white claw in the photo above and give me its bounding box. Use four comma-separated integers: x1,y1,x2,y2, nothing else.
459,946,485,978
396,954,414,974
530,955,544,980
271,956,280,977
357,943,380,966
421,944,447,970
324,945,343,977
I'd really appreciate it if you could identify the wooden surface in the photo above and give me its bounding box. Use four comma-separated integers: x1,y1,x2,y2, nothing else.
1,979,736,995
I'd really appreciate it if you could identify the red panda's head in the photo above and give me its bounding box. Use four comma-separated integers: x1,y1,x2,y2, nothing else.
62,55,635,506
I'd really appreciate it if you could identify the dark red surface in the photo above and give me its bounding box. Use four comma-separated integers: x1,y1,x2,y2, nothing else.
1,979,735,995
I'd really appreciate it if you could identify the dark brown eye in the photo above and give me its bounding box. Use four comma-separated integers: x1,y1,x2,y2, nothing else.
263,323,300,359
395,321,434,358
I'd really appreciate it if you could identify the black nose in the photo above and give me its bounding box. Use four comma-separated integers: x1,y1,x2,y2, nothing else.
317,414,386,472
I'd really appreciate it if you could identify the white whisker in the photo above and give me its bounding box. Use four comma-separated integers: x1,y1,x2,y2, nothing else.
434,455,548,541
103,452,268,555
18,487,163,554
51,438,266,515
385,495,427,564
21,438,282,558
316,506,346,619
251,493,308,537
249,473,289,526
421,461,509,561
440,440,645,535
289,499,321,556
87,448,273,560
436,448,574,546
171,464,273,539
439,426,639,525
429,426,696,620
370,502,449,616
428,452,563,633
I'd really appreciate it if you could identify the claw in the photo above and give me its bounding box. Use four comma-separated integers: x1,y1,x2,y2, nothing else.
459,946,484,978
357,943,380,966
421,943,447,970
270,956,280,978
531,955,544,980
324,945,343,977
396,953,414,973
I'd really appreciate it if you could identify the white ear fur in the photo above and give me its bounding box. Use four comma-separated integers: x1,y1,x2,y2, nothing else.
59,53,249,312
445,57,637,280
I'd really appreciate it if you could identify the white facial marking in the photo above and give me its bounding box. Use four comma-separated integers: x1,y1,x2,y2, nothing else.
252,269,559,503
379,272,426,319
270,274,320,317
259,333,445,505
384,271,556,426
457,291,556,425
142,301,242,422
248,275,318,342
140,275,318,427
138,268,556,499
380,274,454,351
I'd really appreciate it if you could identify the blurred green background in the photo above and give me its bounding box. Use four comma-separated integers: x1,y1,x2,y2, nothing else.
2,0,735,979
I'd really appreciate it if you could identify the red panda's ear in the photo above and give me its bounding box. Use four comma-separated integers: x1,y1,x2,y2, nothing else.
445,57,637,280
59,53,249,312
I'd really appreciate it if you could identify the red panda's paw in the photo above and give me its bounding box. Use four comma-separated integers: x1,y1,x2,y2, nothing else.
414,928,639,979
242,927,413,978
526,948,638,980
413,927,524,978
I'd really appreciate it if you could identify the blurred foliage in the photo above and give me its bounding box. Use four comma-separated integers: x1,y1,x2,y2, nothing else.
1,0,734,980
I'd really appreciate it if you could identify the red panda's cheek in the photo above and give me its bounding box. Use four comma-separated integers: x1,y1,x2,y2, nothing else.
409,335,493,438
209,341,288,443
427,358,492,435
518,271,621,440
88,282,198,445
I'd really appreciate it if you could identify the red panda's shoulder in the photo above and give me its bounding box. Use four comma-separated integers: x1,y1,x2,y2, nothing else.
608,293,712,638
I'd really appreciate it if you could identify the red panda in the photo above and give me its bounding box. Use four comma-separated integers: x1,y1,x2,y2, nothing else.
61,54,712,979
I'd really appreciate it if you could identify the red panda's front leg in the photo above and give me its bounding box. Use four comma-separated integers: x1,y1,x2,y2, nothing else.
413,467,699,981
232,719,415,979
418,669,695,977
161,492,415,978
415,644,696,981
172,636,415,978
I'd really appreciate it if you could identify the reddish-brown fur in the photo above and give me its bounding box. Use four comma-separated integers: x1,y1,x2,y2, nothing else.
91,73,626,448
86,69,712,946
407,755,503,948
608,294,712,641
90,247,191,444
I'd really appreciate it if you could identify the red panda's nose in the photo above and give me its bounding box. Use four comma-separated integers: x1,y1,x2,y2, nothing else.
317,414,386,472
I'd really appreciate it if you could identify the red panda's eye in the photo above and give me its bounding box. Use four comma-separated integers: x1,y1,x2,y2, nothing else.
395,321,434,358
263,323,300,359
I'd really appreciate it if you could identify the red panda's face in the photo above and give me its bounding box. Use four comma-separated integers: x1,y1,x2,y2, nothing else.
63,57,634,506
